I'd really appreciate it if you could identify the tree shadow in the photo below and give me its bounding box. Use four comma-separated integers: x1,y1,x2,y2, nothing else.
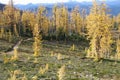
102,58,120,63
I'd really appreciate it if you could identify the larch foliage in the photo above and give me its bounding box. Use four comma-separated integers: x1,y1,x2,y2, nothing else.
14,10,21,24
0,12,5,38
53,5,69,37
0,28,4,38
53,5,70,40
54,6,61,32
33,24,42,57
41,16,50,36
3,5,14,25
21,11,36,34
52,5,58,32
37,6,50,36
21,11,29,33
60,5,69,36
29,13,36,30
71,6,82,34
37,6,46,32
57,65,66,80
3,1,21,37
11,48,18,61
86,0,112,60
116,38,120,60
81,9,87,34
14,10,21,36
0,11,6,26
8,30,12,42
52,5,62,38
13,24,19,37
116,14,120,31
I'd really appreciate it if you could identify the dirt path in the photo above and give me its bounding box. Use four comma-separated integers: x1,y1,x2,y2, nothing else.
5,39,22,54
5,38,32,54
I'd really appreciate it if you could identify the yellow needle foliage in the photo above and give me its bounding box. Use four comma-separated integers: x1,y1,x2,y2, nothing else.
71,6,82,34
57,65,66,80
33,24,42,57
86,0,112,60
116,38,120,60
11,48,18,61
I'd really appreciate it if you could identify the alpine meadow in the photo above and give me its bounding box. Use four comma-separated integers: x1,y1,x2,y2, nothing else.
1,0,120,80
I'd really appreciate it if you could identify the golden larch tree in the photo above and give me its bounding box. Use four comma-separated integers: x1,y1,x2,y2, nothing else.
71,6,82,34
33,24,42,57
86,0,112,60
116,38,120,60
21,11,36,35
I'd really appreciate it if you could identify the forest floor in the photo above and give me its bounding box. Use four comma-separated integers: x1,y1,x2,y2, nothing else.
0,39,120,80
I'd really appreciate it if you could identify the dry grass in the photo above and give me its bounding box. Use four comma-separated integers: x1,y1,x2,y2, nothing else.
0,40,120,80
